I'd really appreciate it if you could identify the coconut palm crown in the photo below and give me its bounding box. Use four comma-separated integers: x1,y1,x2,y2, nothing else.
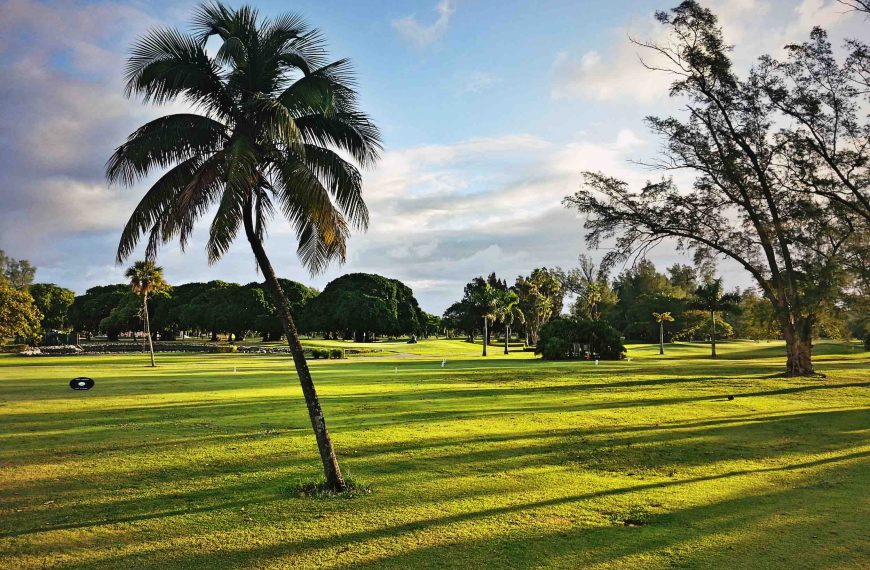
108,1,381,272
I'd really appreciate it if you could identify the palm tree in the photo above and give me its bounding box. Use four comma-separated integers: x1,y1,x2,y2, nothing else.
653,311,674,355
471,284,499,357
495,290,525,354
108,3,381,492
125,260,167,367
693,278,741,358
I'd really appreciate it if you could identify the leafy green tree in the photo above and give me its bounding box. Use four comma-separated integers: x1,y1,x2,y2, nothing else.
69,284,129,336
29,283,75,332
108,3,381,491
126,261,169,367
730,289,781,340
558,255,617,321
536,317,626,360
442,300,478,341
303,274,423,341
253,279,318,341
0,250,36,290
608,260,685,342
674,310,733,343
653,312,675,355
514,268,563,346
564,2,856,376
0,278,41,342
692,278,741,358
100,293,142,341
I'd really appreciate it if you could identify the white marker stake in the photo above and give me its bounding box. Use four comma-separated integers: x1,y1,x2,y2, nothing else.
441,359,446,368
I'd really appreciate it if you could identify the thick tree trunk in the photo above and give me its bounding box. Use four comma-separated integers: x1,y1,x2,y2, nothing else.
482,317,488,357
710,310,717,358
782,320,815,376
143,294,155,367
242,202,346,492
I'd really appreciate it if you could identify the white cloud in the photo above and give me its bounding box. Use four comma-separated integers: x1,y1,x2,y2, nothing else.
392,0,455,48
551,0,863,103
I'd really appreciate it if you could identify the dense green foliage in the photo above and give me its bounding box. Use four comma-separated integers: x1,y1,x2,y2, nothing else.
303,273,425,341
28,283,75,331
536,317,626,360
68,285,129,336
0,278,41,342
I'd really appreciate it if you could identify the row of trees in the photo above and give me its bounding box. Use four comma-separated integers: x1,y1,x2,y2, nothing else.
443,269,563,355
443,255,868,359
64,271,427,346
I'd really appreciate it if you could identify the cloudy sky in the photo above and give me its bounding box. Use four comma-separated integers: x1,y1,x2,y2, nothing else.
0,0,866,312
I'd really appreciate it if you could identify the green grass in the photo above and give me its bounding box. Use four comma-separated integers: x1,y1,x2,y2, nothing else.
1,340,868,569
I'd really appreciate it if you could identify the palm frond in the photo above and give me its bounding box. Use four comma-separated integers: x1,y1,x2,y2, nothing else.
294,112,381,168
107,114,226,186
125,26,233,118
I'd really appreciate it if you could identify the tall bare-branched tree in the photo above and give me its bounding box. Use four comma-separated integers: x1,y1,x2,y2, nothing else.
109,2,381,491
565,1,863,376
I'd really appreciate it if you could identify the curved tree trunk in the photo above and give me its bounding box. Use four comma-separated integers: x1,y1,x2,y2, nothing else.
143,293,155,367
710,309,717,358
242,202,346,492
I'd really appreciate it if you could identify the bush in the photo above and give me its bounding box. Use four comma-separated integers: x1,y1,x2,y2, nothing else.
310,348,328,359
864,333,870,351
536,317,626,360
214,345,238,353
330,348,343,359
0,344,29,354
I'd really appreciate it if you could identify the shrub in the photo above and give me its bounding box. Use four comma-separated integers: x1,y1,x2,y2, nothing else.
0,344,29,354
330,349,343,359
536,317,626,360
214,345,238,353
864,333,870,351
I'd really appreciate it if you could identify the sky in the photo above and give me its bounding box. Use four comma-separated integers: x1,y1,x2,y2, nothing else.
0,0,866,313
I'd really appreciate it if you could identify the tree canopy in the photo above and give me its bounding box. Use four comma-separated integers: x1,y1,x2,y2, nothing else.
303,273,424,341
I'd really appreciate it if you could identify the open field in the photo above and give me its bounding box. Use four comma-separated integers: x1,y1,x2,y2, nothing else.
1,340,869,569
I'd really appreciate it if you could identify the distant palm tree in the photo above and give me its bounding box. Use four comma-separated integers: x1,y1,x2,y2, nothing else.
471,284,499,357
125,260,167,367
693,279,741,358
495,290,525,354
108,3,381,492
653,311,674,355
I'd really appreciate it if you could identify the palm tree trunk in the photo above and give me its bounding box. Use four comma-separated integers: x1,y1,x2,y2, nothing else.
482,317,488,357
710,309,717,358
659,322,665,355
144,293,155,367
504,324,510,355
242,202,346,492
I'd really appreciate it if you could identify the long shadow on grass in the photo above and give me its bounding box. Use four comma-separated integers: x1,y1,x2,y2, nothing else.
47,449,870,570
